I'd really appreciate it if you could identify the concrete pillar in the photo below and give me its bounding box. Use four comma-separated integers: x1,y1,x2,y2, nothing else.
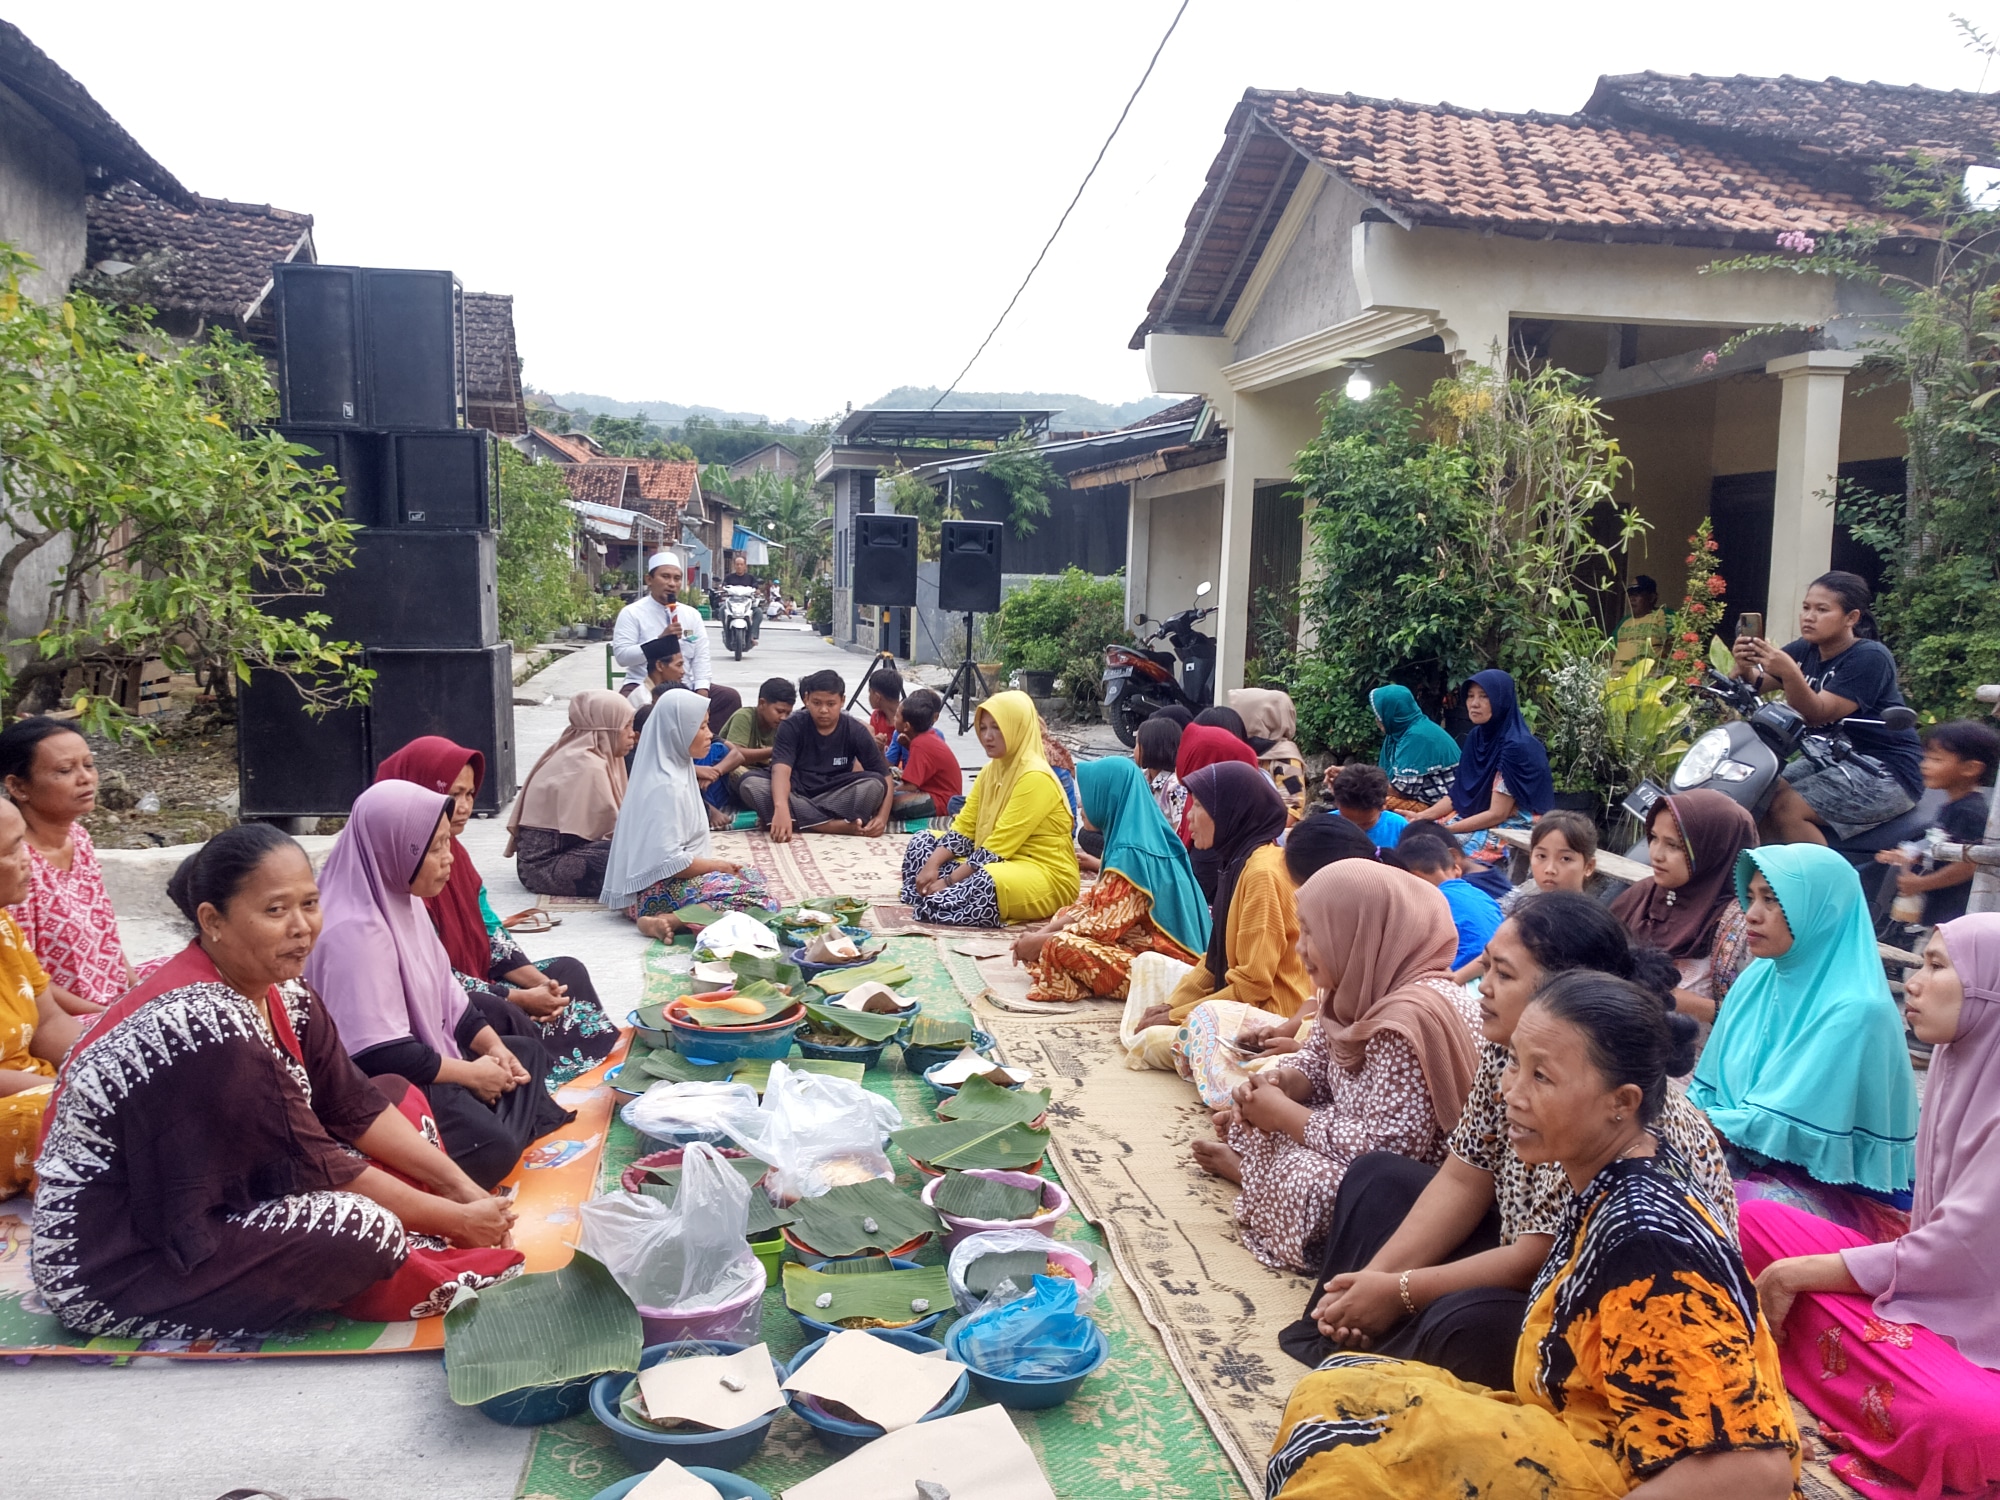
1765,350,1861,629
1123,481,1151,627
1213,397,1299,694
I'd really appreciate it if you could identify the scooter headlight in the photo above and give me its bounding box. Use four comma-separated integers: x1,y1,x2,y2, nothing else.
1710,759,1757,782
1672,729,1731,789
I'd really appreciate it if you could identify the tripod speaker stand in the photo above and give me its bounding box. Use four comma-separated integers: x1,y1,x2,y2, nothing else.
939,612,991,735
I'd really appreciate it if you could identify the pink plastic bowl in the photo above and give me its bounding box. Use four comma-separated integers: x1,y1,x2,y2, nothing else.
634,1265,767,1346
920,1169,1070,1252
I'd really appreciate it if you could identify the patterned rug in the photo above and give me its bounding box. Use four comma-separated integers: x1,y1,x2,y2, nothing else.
710,828,915,908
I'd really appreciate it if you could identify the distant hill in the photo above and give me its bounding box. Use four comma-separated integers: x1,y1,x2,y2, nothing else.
868,387,1176,432
542,394,809,429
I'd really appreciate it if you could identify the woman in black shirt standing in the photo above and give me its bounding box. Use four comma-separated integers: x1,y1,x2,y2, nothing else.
1732,570,1924,845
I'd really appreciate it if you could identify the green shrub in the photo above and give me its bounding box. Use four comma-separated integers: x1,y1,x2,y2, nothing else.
994,568,1129,708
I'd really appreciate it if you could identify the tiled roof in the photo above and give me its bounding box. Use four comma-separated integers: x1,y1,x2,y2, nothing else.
1121,395,1206,429
558,464,634,506
85,181,312,321
626,460,699,523
463,292,526,436
1586,73,2000,166
531,429,605,463
1,21,189,204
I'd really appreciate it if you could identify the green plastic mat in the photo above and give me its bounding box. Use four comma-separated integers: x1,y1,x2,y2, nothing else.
518,933,1247,1500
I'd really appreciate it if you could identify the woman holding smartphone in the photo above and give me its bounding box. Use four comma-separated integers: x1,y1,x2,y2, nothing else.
1731,571,1924,846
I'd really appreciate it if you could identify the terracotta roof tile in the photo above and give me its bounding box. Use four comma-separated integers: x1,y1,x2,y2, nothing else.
462,292,526,436
533,429,604,464
558,464,633,506
1,20,189,204
86,181,312,321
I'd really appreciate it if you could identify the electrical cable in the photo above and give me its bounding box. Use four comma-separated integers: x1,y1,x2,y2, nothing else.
928,0,1192,411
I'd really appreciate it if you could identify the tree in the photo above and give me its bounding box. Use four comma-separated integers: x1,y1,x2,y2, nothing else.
495,446,588,644
0,244,368,733
983,425,1056,536
697,464,831,595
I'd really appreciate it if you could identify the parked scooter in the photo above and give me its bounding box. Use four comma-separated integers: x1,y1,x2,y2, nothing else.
1102,581,1219,747
721,584,759,660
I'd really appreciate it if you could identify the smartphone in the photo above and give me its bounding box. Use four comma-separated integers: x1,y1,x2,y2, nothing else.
1736,612,1764,643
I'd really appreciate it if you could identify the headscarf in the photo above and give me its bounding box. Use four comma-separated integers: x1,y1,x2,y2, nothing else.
1296,860,1480,1133
1610,790,1758,960
507,690,633,856
1077,757,1208,957
705,685,743,737
1183,761,1288,984
968,692,1064,848
1192,705,1250,743
304,780,469,1059
599,689,713,911
372,736,489,978
1842,915,2000,1365
1371,684,1459,782
1174,725,1258,840
1447,669,1554,818
1689,845,1919,1195
1229,688,1303,766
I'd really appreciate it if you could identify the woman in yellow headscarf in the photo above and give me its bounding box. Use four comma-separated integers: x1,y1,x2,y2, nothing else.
900,691,1080,927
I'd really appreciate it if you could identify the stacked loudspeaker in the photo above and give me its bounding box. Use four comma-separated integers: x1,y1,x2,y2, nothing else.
239,263,517,818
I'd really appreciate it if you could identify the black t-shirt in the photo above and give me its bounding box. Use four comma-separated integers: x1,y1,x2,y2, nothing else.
1927,790,1992,924
1781,637,1924,796
772,710,889,797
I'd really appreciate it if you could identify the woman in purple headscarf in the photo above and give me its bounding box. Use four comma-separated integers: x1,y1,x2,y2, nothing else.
1739,913,2000,1500
306,781,572,1190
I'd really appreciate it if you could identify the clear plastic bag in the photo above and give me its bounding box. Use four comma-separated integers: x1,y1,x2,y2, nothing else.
620,1080,763,1147
691,911,780,960
720,1061,902,1203
953,1274,1100,1380
947,1230,1101,1314
576,1141,765,1314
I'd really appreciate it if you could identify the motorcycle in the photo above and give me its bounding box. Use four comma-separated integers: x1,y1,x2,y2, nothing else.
1102,581,1219,747
721,584,759,660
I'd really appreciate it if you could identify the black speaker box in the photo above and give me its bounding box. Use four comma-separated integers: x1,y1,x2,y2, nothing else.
394,431,491,528
273,530,497,648
237,667,371,818
852,513,918,607
275,264,363,426
937,520,1004,614
366,645,517,813
364,269,463,430
279,426,392,526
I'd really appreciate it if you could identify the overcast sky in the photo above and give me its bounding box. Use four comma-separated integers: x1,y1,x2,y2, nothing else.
14,1,1992,422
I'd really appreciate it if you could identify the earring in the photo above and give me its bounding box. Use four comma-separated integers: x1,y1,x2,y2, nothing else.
1614,1113,1624,1123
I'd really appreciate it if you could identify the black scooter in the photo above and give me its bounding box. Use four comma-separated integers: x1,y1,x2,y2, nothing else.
1101,581,1218,746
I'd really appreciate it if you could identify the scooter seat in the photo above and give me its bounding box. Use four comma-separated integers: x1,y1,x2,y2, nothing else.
1836,790,1945,859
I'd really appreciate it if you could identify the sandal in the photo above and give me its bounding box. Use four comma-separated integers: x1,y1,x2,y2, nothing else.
502,908,557,933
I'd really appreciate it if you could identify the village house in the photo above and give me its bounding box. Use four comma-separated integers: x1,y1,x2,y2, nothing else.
725,440,801,481
463,292,528,436
1130,72,2000,694
517,427,707,585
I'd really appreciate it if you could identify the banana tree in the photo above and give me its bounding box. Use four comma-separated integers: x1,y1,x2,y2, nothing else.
1600,657,1693,800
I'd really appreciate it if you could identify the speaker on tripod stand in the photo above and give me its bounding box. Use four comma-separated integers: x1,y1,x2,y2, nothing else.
937,520,1004,732
847,513,918,710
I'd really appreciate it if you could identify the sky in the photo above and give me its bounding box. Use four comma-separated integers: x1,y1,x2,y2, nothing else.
13,0,1996,423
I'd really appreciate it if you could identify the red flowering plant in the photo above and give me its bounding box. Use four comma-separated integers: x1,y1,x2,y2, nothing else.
1662,518,1736,719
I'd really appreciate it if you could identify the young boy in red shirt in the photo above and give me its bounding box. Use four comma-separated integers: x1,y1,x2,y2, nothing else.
867,668,904,752
894,688,962,819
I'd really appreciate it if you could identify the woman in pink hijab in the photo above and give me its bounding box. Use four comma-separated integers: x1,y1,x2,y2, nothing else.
1740,912,2000,1499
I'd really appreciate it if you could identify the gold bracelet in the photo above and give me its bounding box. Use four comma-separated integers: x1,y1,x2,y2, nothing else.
1398,1270,1418,1316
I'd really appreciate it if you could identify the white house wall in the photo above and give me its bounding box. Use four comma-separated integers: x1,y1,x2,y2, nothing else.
1230,171,1369,356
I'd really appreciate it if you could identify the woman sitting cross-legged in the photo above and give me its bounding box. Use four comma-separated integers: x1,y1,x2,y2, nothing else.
1015,758,1208,1001
901,691,1079,928
307,781,574,1192
1407,669,1554,866
1230,687,1311,825
1368,683,1460,814
1264,970,1800,1500
376,735,617,1090
1194,859,1482,1274
0,799,87,1201
1279,893,1737,1389
507,689,636,899
30,825,522,1341
1741,913,2000,1500
601,690,777,940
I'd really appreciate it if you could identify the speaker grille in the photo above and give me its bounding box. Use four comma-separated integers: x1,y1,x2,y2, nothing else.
937,520,1003,614
852,513,918,607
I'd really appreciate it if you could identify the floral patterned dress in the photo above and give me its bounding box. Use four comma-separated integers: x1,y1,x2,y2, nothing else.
9,825,129,1006
1025,871,1200,1002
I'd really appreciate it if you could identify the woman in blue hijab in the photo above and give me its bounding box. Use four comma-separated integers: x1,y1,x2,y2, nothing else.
1411,671,1554,861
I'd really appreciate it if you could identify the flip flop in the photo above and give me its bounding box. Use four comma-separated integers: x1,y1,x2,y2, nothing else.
502,908,557,933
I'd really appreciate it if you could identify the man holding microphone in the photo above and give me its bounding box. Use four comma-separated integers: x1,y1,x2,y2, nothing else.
612,550,711,699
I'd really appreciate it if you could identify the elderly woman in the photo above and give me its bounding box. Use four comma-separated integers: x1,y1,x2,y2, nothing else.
508,690,637,898
1230,687,1310,823
1265,970,1798,1500
307,781,573,1191
900,692,1079,928
1368,684,1461,812
376,736,617,1090
0,716,129,1010
31,824,522,1339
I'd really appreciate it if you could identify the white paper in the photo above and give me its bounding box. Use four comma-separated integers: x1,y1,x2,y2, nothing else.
782,1328,966,1431
635,1344,784,1431
628,1459,726,1500
929,1050,1033,1087
782,1404,1058,1500
691,961,737,987
830,981,913,1014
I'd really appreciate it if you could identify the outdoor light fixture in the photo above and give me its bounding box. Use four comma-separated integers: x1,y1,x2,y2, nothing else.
1345,365,1373,401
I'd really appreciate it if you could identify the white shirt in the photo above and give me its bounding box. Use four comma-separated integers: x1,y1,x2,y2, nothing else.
611,594,711,692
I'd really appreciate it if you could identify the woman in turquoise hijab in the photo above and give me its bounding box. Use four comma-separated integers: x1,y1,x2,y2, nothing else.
1019,757,1209,1001
1369,685,1460,810
1690,844,1919,1216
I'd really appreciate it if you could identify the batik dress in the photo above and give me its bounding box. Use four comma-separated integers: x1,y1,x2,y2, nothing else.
1025,872,1201,1001
0,913,54,1200
1265,1150,1799,1498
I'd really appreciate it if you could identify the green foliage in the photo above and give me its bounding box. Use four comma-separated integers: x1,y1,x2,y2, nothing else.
0,243,369,732
1661,519,1728,686
1600,656,1693,798
1245,580,1300,689
586,411,696,461
984,425,1056,537
875,466,942,560
698,464,831,594
993,567,1128,708
494,446,588,645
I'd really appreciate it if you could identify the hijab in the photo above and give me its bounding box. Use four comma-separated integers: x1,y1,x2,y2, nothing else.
600,689,713,911
1610,790,1758,960
1447,669,1554,818
969,692,1064,848
372,736,489,978
1174,724,1258,838
1229,688,1303,766
1371,684,1460,780
705,685,742,737
508,690,633,855
1842,915,2000,1365
304,780,470,1059
1077,757,1209,957
1183,761,1289,984
1689,845,1919,1195
1296,860,1480,1133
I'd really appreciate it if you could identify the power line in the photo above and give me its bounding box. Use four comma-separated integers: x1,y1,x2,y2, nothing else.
928,0,1191,411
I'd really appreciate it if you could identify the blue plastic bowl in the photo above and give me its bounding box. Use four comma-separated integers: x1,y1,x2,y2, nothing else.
471,1371,597,1426
899,1027,995,1078
667,1002,804,1066
792,1030,888,1068
588,1339,786,1471
784,1328,969,1455
922,1053,1029,1101
627,1008,671,1047
589,1469,771,1500
944,1317,1109,1410
789,1257,944,1337
606,1062,646,1098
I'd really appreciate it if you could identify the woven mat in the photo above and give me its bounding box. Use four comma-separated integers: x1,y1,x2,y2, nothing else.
711,828,913,908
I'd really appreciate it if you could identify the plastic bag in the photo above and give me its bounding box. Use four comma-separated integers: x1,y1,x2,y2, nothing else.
576,1141,764,1313
947,1229,1100,1314
692,911,780,961
621,1081,763,1148
953,1274,1099,1380
721,1061,902,1202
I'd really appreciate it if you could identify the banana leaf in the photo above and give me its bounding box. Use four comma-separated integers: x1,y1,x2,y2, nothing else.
890,1119,1050,1172
782,1263,953,1327
810,959,912,996
640,1156,772,1193
906,1015,973,1049
781,896,868,924
802,1001,907,1043
813,1250,896,1274
785,1178,942,1257
639,1175,796,1237
728,952,804,988
931,1170,1044,1223
731,1055,867,1091
669,904,727,929
935,1075,1051,1126
687,986,800,1030
637,1049,732,1084
963,1249,1056,1301
443,1251,640,1405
